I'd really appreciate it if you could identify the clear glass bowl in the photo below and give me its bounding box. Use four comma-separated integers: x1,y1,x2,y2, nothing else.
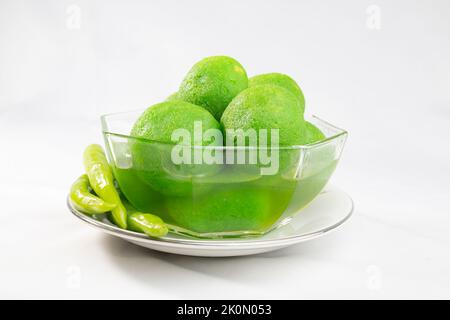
101,110,347,238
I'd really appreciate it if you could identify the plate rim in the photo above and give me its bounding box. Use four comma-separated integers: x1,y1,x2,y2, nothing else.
67,187,353,249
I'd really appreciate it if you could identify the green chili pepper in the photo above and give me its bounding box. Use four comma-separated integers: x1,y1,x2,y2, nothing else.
70,174,116,214
83,144,127,229
121,200,168,237
128,212,168,238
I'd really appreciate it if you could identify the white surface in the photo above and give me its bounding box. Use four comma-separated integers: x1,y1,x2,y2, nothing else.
68,187,353,257
1,0,449,299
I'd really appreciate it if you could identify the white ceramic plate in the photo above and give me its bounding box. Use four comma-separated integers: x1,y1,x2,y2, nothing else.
68,186,353,257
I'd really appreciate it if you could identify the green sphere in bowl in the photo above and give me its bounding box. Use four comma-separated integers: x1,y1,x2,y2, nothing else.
130,100,222,196
249,73,305,114
178,56,248,120
305,121,326,144
221,85,307,146
165,92,180,101
221,84,308,182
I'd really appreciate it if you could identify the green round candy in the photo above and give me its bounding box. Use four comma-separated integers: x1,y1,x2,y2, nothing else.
249,73,305,114
131,100,220,145
130,100,222,196
305,121,325,144
221,85,307,178
278,122,324,181
178,56,248,120
221,84,307,146
165,92,180,101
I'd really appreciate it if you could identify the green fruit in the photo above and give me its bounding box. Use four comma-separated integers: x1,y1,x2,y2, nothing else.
166,92,180,101
221,85,307,178
178,56,248,120
221,84,307,146
249,73,305,114
305,121,325,144
130,100,222,196
131,100,220,144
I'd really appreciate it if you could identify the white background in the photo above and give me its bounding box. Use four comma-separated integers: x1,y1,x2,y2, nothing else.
1,0,449,299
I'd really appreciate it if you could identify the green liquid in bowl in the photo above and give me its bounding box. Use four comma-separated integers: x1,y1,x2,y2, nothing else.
111,159,338,238
103,113,346,238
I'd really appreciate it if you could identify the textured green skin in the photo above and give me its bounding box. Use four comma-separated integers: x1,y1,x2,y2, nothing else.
221,85,308,178
248,73,305,114
166,92,180,101
178,56,248,120
221,84,307,146
83,144,127,229
131,100,220,143
130,101,221,196
305,121,325,144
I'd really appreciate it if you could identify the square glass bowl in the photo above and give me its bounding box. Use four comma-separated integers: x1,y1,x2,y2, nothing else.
101,110,347,238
